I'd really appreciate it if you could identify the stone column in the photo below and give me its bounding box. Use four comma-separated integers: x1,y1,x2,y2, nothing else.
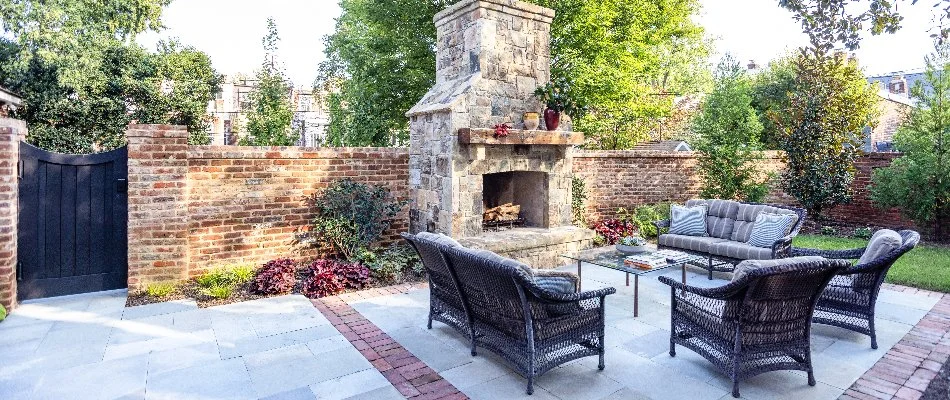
126,125,190,289
0,118,25,311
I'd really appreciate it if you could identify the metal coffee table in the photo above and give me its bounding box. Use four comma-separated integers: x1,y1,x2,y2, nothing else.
561,246,704,317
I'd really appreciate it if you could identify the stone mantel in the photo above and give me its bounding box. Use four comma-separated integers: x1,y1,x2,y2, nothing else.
458,128,584,145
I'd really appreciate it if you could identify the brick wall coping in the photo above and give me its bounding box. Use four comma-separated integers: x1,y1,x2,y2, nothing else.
187,146,410,160
126,124,189,138
574,150,785,159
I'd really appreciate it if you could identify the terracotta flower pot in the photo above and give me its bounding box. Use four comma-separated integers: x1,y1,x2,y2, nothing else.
543,108,560,131
523,112,540,130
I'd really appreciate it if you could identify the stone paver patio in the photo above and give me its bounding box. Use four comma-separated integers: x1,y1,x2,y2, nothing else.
349,264,942,400
0,262,943,400
0,292,399,400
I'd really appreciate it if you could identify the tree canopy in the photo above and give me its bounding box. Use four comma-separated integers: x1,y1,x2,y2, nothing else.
318,0,711,148
239,18,299,146
0,0,222,152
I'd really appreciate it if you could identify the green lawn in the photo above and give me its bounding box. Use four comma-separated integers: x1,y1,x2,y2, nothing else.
794,235,950,293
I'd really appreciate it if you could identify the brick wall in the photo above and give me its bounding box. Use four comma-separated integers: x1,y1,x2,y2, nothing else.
572,150,918,232
0,118,25,311
185,147,409,277
126,125,190,288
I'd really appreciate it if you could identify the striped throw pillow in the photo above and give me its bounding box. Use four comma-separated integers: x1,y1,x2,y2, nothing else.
746,213,795,248
669,205,708,237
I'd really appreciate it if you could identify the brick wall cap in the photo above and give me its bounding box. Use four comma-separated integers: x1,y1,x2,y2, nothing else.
574,150,785,159
187,146,410,159
435,0,554,26
126,125,189,138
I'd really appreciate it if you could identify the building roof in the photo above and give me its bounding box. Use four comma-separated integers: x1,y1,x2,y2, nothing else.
631,140,692,152
868,70,927,96
0,86,22,107
877,89,917,107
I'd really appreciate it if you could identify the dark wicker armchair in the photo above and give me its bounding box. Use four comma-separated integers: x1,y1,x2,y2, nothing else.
440,245,616,395
659,257,849,398
402,233,471,339
792,230,920,349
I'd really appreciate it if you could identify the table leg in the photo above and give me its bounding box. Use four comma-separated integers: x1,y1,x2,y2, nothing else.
626,272,629,287
634,274,639,317
577,260,582,291
682,264,687,283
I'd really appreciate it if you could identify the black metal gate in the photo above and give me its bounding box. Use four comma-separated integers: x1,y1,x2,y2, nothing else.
17,143,128,300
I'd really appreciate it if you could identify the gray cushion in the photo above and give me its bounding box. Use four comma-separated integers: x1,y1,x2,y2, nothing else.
731,204,799,242
658,234,728,253
857,229,902,266
708,241,774,261
417,232,463,248
468,248,534,276
731,256,826,281
687,199,740,239
534,276,576,294
669,204,708,236
746,213,796,248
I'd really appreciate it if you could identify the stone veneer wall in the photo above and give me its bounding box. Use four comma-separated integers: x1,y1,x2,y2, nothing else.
0,119,25,311
407,0,565,238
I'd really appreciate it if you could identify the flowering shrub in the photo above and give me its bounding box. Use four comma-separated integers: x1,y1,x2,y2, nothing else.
592,219,636,245
301,259,371,298
253,258,298,295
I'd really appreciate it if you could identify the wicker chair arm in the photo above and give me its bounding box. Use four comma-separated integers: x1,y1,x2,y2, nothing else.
653,219,671,229
791,247,865,260
658,276,743,300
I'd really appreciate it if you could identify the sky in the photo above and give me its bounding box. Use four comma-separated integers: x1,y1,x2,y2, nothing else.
137,0,941,87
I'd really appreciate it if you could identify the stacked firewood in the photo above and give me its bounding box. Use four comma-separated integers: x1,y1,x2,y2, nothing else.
483,203,521,222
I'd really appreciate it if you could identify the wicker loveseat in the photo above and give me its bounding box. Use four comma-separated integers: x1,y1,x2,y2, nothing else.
655,199,807,279
793,229,920,349
659,256,850,398
403,232,616,394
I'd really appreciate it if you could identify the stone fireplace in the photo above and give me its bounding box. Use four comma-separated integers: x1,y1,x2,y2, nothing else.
406,0,594,267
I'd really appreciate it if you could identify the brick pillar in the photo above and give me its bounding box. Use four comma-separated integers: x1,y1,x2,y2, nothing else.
126,125,189,289
0,118,25,311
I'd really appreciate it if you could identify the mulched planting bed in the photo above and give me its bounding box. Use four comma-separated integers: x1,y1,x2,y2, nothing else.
922,352,950,400
126,269,425,308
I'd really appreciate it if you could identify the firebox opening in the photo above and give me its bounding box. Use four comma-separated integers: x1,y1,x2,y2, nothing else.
482,171,548,230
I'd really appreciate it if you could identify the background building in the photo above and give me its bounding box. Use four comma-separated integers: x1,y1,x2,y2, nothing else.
206,75,329,146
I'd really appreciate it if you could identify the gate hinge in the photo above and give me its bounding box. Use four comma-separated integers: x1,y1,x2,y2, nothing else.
17,159,22,180
16,261,21,281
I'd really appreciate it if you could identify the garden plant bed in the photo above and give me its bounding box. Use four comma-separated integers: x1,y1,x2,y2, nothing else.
127,267,425,308
923,353,950,400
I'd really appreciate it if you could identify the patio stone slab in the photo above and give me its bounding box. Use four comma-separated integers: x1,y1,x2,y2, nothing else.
122,299,199,320
145,358,255,400
33,354,149,400
308,368,391,400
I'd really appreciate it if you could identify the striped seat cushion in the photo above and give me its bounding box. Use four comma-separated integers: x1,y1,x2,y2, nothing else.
746,213,795,248
658,234,727,253
669,205,708,237
534,276,576,294
708,241,774,260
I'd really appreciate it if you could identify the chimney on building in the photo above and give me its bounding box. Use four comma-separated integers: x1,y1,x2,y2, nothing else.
747,60,759,71
889,74,907,95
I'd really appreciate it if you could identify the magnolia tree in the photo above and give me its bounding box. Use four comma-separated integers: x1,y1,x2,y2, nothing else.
771,49,879,218
871,47,950,239
239,18,298,147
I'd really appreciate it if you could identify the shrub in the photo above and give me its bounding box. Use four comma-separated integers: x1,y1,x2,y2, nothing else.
820,226,837,236
870,48,950,239
304,179,406,260
203,284,233,299
309,259,371,290
363,244,422,284
592,219,636,245
571,176,588,227
852,226,873,240
146,282,177,297
617,203,671,239
254,258,298,295
0,304,5,322
195,268,233,288
301,269,345,298
229,264,256,284
693,56,770,202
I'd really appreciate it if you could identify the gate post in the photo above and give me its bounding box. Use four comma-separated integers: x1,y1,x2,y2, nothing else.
0,118,26,311
126,125,190,289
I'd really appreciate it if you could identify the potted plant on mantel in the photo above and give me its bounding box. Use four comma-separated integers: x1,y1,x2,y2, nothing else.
533,78,584,131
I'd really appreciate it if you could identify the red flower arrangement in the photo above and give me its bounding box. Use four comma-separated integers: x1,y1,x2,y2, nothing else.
493,123,512,138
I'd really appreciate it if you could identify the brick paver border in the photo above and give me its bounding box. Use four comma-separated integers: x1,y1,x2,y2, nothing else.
311,282,468,400
841,284,950,400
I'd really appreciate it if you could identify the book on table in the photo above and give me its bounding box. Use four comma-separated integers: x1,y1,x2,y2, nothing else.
623,254,668,270
655,249,692,263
